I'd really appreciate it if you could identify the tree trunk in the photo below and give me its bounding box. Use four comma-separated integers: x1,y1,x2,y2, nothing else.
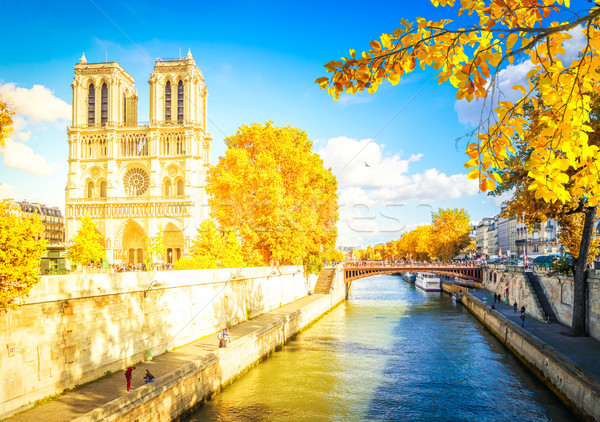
570,205,597,337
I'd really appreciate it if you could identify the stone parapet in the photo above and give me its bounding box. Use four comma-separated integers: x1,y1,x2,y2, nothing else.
0,266,317,417
462,293,600,421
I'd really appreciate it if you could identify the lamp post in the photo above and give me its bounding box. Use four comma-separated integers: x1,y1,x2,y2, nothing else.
144,280,161,298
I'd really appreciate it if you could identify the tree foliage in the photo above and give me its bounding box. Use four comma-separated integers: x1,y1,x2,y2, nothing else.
175,219,249,270
0,200,46,310
319,0,600,207
146,225,167,266
67,215,106,266
355,208,471,262
430,208,472,260
0,96,14,149
206,122,338,272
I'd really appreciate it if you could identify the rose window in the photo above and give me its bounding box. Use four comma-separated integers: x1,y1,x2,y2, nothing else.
123,168,149,196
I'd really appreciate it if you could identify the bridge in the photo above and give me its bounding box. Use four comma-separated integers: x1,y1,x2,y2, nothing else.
343,263,483,283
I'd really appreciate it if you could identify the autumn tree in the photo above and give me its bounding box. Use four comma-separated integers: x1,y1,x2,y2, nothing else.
146,225,167,267
319,1,600,335
67,215,106,267
206,122,338,273
0,96,14,149
0,201,47,310
492,98,600,335
430,208,472,261
175,219,248,270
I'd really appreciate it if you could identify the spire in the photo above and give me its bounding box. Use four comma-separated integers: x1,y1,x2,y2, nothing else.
185,49,193,60
79,53,87,64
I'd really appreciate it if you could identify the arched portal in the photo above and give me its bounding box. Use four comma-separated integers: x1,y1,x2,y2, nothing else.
120,220,147,264
163,222,184,264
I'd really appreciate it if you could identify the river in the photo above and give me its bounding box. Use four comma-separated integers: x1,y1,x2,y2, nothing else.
185,274,576,421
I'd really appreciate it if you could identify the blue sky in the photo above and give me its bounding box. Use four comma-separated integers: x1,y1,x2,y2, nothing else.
1,0,590,247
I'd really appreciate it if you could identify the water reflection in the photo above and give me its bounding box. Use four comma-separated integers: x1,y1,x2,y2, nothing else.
186,275,576,422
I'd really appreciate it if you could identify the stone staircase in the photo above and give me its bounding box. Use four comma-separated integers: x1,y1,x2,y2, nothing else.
314,268,336,294
525,271,558,323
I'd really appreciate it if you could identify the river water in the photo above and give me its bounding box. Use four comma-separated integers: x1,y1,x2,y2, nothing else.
186,275,576,421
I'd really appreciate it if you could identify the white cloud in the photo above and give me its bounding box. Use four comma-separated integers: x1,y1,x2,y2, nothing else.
0,83,70,124
492,188,515,207
0,183,17,201
0,83,67,176
319,136,478,208
454,25,587,127
2,138,58,176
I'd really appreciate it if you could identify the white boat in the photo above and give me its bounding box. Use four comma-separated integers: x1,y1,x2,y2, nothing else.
415,272,441,292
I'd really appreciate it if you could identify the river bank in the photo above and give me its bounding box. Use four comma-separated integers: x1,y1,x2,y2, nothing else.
5,268,345,422
461,290,600,421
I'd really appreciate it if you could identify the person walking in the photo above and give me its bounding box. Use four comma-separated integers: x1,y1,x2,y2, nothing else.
125,366,135,391
513,302,518,313
493,293,497,303
520,311,526,328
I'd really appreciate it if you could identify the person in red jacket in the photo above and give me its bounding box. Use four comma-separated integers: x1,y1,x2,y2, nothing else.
125,366,135,391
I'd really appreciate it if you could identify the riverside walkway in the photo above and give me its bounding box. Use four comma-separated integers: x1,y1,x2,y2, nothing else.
470,288,600,383
6,294,330,422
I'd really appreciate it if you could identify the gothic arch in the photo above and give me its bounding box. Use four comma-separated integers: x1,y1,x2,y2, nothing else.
116,219,147,264
163,222,184,264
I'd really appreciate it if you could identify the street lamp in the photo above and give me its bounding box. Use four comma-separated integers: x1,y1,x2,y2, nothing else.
144,280,161,298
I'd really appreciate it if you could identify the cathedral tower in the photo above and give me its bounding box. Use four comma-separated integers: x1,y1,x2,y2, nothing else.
65,51,212,265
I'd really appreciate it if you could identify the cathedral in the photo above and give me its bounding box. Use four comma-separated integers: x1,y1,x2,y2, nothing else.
65,50,211,265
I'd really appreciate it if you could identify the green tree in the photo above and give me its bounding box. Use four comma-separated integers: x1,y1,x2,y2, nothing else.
0,200,46,310
176,220,247,270
67,215,106,267
146,225,167,266
206,122,338,272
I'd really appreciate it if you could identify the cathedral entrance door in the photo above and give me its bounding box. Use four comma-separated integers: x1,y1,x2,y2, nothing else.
121,220,147,265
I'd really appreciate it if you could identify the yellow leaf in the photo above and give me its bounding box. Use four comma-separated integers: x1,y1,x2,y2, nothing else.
467,168,479,179
506,33,518,50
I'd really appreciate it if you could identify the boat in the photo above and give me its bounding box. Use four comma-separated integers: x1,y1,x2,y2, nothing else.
401,272,416,283
451,292,462,303
415,272,441,292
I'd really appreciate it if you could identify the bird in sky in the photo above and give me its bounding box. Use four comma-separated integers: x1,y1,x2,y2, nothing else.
364,162,370,167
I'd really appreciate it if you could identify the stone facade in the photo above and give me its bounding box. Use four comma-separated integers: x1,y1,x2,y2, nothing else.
484,267,600,341
65,51,211,265
13,200,65,244
0,266,317,417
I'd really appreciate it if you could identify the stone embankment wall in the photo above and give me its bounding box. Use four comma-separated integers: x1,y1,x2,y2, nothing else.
483,267,600,341
462,292,600,421
0,266,317,417
72,267,346,422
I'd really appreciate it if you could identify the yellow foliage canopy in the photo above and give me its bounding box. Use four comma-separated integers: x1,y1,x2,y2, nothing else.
0,201,46,310
319,1,600,206
206,122,339,270
0,96,14,148
67,215,106,266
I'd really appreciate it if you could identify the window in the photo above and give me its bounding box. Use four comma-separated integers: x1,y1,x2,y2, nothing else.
87,181,94,198
165,81,171,121
164,179,171,197
177,80,184,123
88,84,95,125
100,181,107,198
101,83,108,124
177,179,184,196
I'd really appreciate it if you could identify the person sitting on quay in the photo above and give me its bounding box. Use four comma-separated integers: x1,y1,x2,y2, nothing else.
218,328,231,348
143,369,155,384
